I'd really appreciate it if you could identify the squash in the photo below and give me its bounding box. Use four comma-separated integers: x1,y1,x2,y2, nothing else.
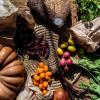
0,44,25,100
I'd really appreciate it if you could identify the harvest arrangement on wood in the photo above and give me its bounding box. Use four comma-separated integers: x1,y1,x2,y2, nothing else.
0,0,100,100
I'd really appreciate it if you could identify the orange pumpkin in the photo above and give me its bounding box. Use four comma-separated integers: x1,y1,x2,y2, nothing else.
0,44,25,100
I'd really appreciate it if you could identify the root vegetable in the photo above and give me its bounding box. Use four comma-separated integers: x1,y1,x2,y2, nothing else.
59,58,66,67
64,66,69,72
66,59,73,65
62,52,70,59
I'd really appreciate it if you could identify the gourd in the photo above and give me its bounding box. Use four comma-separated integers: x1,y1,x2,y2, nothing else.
0,44,25,100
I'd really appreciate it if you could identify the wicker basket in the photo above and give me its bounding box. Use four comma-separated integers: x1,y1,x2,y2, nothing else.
16,25,90,100
16,25,63,100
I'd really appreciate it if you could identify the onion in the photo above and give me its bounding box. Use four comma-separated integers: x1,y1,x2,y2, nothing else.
66,59,73,65
59,58,66,67
62,52,70,59
64,66,69,72
53,88,69,100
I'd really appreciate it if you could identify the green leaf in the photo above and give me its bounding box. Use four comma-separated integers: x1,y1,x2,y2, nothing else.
90,83,100,95
75,0,99,21
97,4,100,9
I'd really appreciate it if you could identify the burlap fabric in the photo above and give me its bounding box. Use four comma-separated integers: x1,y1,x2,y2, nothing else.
70,17,100,53
28,0,78,27
0,0,18,47
0,0,17,33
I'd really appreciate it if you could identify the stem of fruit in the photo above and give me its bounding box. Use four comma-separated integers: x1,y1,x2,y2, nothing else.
69,33,72,39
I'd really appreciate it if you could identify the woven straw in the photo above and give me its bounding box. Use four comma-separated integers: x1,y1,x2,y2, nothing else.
33,25,62,99
17,25,90,100
16,25,62,100
17,24,85,100
34,25,60,73
33,25,86,96
18,54,62,100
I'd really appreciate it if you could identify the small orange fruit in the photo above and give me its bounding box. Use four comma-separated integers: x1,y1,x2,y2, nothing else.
39,62,44,68
39,83,43,90
42,90,47,95
40,73,46,79
42,86,46,90
43,81,48,88
32,79,34,83
33,74,36,79
34,75,40,81
38,68,44,74
35,71,39,75
45,74,49,80
40,79,43,84
48,77,52,84
33,81,39,86
46,71,52,77
44,65,48,72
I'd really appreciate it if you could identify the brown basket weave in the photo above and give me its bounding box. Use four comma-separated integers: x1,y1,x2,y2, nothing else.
16,25,89,100
33,25,60,74
16,25,62,100
33,25,90,95
16,54,62,100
